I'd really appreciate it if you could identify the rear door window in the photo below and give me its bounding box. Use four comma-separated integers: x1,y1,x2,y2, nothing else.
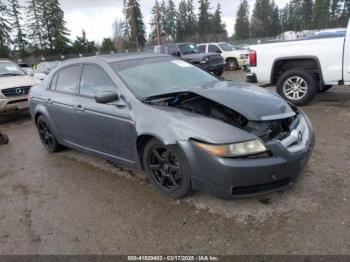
56,65,81,94
79,64,116,97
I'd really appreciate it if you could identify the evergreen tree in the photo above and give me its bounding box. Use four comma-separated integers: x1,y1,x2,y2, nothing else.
165,0,177,40
251,0,271,38
101,38,115,53
72,30,96,54
314,0,331,28
185,0,197,39
234,0,250,40
176,0,187,41
211,3,227,41
47,0,70,53
26,0,44,51
0,0,11,57
7,0,27,54
269,0,281,35
123,0,146,48
198,0,210,37
302,0,313,29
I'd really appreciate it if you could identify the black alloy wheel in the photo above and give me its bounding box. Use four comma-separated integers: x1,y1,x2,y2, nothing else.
143,139,191,199
37,116,62,152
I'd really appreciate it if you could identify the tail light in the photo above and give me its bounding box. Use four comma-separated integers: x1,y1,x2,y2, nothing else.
249,50,257,66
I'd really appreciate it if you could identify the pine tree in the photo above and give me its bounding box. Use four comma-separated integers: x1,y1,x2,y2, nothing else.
165,0,177,40
7,0,27,54
123,0,146,48
0,0,11,57
176,0,187,41
251,0,271,38
72,30,96,54
185,0,197,40
198,0,210,38
211,3,227,41
26,0,44,51
269,0,281,35
101,38,115,53
48,0,70,54
234,0,250,40
314,0,331,29
301,0,313,29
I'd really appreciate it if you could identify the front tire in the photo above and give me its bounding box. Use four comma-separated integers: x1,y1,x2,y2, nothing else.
277,69,318,106
142,139,192,199
36,115,62,152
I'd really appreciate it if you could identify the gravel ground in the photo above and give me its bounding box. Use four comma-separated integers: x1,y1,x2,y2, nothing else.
0,70,349,255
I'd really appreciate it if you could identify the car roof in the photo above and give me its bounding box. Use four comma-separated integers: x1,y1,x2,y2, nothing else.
0,59,11,63
61,52,169,65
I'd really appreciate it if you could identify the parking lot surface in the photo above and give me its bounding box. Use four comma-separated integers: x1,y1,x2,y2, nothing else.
0,70,349,255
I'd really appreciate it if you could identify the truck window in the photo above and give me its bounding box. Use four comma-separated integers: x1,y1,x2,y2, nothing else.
167,45,179,56
198,45,206,53
208,45,221,53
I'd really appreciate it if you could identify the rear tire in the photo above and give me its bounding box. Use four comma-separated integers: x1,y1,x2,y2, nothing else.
276,69,318,106
142,138,192,199
226,58,239,71
36,115,62,152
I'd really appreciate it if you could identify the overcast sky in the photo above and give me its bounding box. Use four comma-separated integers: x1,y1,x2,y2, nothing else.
58,0,289,43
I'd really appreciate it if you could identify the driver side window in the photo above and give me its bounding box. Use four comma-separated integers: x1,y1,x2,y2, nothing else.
79,64,116,97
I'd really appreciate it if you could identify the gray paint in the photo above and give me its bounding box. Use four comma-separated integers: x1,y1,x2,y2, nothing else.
29,53,314,198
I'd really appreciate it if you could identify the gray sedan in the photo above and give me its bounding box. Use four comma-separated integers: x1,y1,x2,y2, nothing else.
29,53,314,199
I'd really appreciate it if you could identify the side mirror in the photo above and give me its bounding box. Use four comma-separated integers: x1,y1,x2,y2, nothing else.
216,50,222,54
95,91,119,104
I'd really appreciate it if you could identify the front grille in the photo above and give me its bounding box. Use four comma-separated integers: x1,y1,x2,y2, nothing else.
208,55,223,64
231,178,292,196
1,86,31,97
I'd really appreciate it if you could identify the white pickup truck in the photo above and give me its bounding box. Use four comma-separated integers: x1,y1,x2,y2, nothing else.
246,25,349,105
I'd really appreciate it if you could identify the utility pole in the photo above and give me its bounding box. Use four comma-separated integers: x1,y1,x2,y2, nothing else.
156,2,161,45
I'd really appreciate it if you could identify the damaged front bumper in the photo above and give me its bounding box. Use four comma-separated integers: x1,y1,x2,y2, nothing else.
178,111,315,199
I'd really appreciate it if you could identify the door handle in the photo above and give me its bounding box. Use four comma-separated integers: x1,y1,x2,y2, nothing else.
74,104,85,111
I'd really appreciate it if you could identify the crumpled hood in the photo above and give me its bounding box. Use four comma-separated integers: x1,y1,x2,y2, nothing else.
189,81,295,121
0,75,40,90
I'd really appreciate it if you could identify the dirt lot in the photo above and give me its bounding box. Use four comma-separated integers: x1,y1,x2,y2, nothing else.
0,70,349,255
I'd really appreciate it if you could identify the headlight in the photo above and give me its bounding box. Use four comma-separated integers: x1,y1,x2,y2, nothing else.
193,140,267,158
200,57,209,64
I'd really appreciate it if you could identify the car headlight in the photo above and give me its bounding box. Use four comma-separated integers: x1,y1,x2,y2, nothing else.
200,57,209,64
193,139,267,158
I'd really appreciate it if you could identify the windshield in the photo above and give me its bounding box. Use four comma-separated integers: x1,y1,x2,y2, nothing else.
0,62,25,77
178,44,200,55
218,43,234,51
111,57,218,98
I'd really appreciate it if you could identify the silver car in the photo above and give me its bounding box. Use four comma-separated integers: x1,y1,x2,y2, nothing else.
29,53,314,199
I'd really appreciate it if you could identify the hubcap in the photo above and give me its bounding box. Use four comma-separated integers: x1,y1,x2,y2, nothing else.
283,76,308,100
38,121,53,148
148,146,182,190
228,61,236,71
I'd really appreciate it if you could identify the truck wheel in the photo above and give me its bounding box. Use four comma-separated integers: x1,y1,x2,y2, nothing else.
226,58,239,71
319,85,333,93
277,69,318,106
